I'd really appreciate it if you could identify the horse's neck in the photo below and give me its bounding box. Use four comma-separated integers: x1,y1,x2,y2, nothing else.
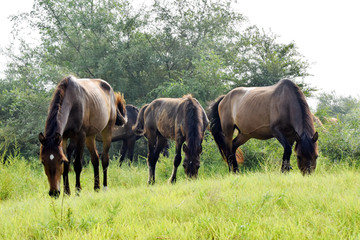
57,101,72,135
290,102,314,137
46,95,73,137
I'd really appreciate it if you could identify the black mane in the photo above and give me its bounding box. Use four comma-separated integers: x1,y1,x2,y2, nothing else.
184,95,202,157
277,79,314,135
44,77,70,139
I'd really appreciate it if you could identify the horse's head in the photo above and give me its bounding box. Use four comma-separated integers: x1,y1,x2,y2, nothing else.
38,132,68,198
295,132,318,175
182,143,202,179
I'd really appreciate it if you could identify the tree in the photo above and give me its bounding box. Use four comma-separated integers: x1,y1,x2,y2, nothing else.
227,26,312,91
316,92,360,120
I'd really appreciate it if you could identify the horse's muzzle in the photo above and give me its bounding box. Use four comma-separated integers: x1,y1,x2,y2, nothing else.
301,167,313,176
49,189,60,198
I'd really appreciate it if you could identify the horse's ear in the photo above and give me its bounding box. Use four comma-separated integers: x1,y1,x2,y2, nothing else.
183,144,188,153
295,132,301,142
312,132,318,142
55,133,62,145
39,133,46,145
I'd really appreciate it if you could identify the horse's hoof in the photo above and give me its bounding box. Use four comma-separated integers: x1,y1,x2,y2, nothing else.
168,178,176,184
103,186,108,192
64,187,71,196
75,187,81,196
281,164,292,173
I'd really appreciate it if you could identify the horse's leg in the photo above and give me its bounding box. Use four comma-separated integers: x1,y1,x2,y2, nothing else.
147,130,158,184
230,133,249,172
127,136,136,166
85,136,101,191
119,140,127,167
63,139,75,195
221,124,237,172
101,137,112,190
272,127,293,172
74,135,85,193
169,137,184,183
162,140,170,158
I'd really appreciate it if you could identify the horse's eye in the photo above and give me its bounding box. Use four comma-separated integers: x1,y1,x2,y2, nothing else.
60,159,65,164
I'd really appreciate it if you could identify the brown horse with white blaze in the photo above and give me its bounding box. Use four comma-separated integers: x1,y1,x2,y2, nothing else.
39,76,126,197
208,79,318,175
133,95,209,184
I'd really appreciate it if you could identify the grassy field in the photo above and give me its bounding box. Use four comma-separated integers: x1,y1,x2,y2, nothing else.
1,153,360,240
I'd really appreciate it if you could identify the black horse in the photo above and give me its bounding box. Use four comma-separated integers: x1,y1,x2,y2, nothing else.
97,105,169,166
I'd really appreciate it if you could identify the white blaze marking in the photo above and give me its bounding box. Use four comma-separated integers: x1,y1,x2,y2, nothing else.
50,154,54,161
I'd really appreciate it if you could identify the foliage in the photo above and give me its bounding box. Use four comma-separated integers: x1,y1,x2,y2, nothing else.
316,92,360,120
0,74,50,158
228,26,313,92
317,108,360,165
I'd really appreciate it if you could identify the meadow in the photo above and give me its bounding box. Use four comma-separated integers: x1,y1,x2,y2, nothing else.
1,137,360,239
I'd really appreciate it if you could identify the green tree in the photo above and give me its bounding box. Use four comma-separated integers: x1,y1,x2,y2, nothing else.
228,26,313,91
0,42,51,158
316,92,360,120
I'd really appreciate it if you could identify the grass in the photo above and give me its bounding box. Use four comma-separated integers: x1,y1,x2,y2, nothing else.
1,154,360,239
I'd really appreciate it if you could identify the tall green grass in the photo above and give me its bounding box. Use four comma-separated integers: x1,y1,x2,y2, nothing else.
1,148,360,239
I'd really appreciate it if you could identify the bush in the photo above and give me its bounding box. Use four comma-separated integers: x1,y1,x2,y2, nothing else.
318,108,360,166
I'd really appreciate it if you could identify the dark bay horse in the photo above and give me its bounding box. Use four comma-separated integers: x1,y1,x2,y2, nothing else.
208,79,318,175
95,104,169,166
38,76,126,197
133,95,209,184
96,105,141,166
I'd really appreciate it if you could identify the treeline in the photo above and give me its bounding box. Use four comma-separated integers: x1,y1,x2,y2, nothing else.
0,0,324,159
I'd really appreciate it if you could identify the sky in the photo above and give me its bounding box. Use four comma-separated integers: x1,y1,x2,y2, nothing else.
1,0,359,106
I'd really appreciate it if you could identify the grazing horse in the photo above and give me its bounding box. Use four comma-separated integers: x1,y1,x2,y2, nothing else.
95,104,169,166
133,95,209,184
95,105,141,166
38,76,126,197
208,79,318,175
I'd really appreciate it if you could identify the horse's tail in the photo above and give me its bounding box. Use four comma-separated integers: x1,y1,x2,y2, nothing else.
114,92,127,126
132,104,149,136
208,95,227,161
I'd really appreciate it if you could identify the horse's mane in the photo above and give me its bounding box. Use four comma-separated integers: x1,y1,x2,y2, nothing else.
183,95,202,156
276,79,314,135
44,76,70,138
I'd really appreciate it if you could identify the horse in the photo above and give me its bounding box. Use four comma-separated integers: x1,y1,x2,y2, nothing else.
38,76,127,197
95,105,140,166
95,104,170,166
133,95,209,184
208,79,318,175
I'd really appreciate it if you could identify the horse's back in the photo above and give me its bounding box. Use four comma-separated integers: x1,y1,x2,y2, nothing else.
219,86,274,136
220,79,309,137
144,98,183,139
66,77,117,136
145,96,207,140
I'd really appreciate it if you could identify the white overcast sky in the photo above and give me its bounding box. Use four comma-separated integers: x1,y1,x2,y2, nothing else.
1,0,359,104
